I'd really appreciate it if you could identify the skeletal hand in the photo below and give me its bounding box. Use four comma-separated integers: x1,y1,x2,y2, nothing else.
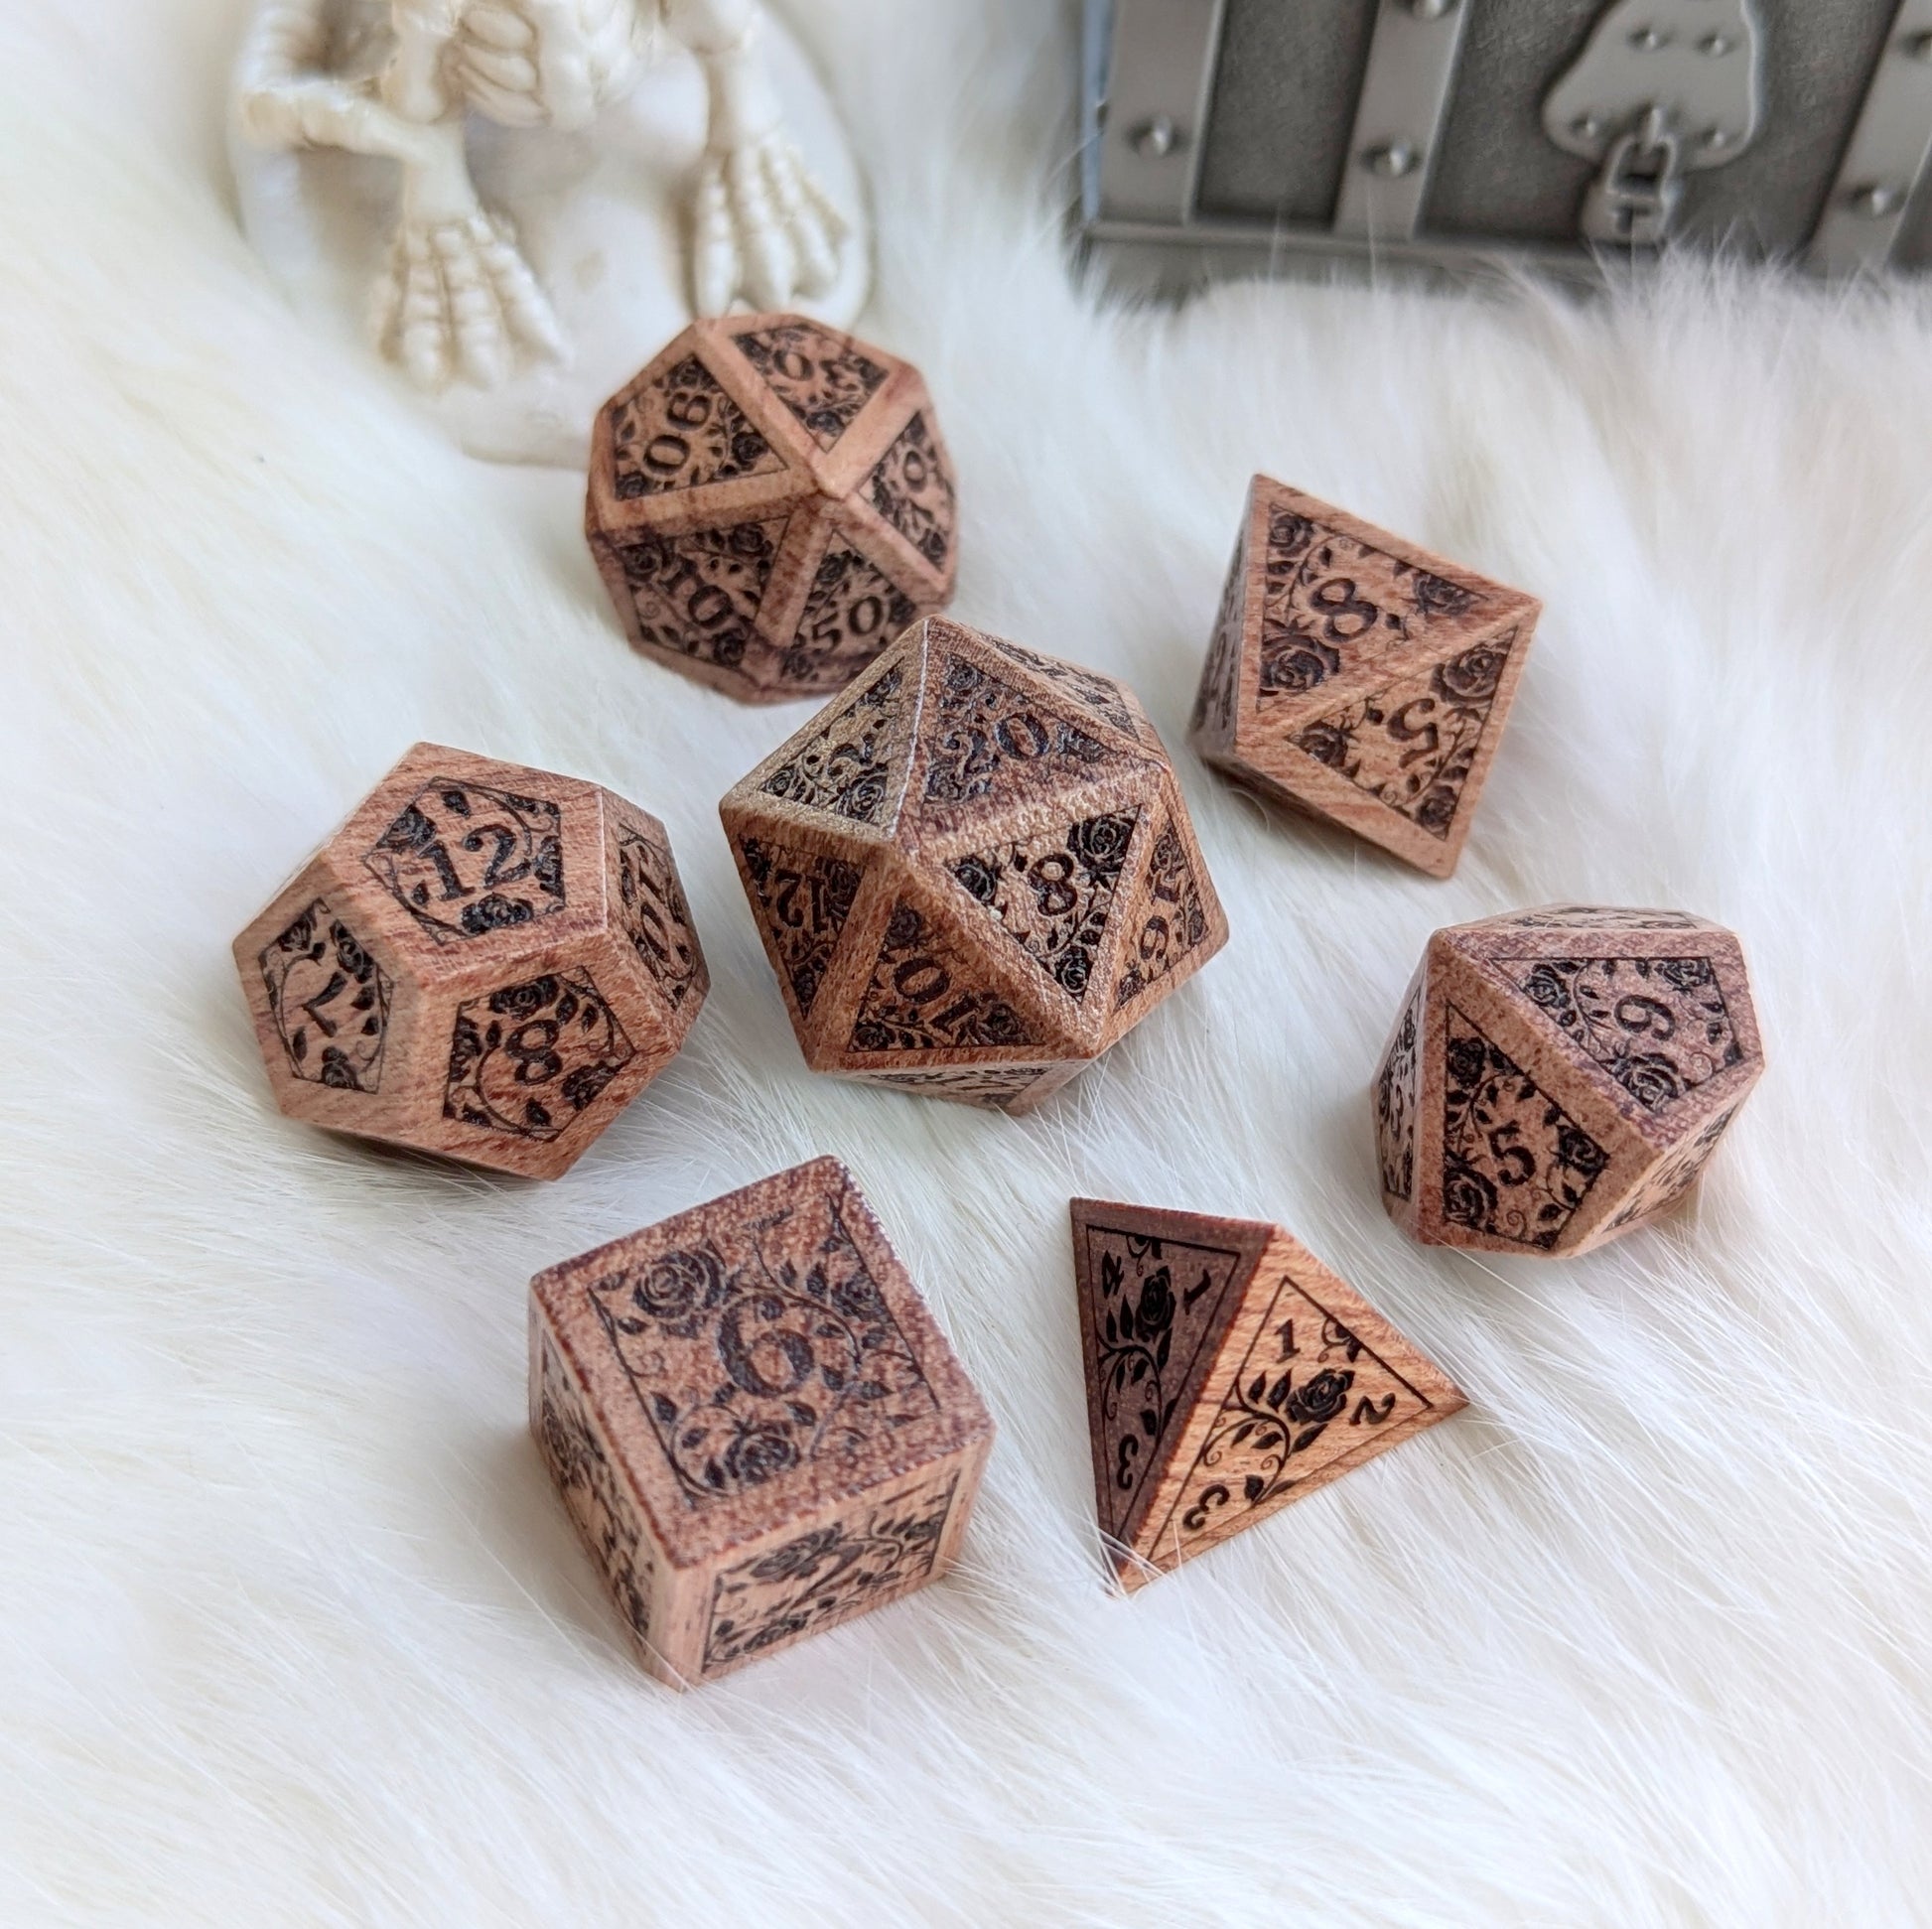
366,117,564,392
690,133,847,316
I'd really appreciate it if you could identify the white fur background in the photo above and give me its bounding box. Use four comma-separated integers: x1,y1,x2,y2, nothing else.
5,2,1932,1922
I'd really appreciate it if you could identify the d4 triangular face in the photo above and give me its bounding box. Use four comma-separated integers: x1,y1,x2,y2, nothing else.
1072,1201,1466,1588
735,835,864,1018
1071,1202,1259,1548
950,809,1142,1004
1288,628,1522,850
1441,1004,1608,1251
729,320,890,451
1491,953,1744,1117
754,655,915,829
848,897,1045,1055
608,355,789,498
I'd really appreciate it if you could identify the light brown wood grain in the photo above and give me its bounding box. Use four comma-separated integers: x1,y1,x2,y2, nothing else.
232,742,706,1179
586,313,958,703
1373,905,1765,1255
1189,475,1540,879
530,1158,994,1686
1071,1197,1466,1590
718,617,1230,1113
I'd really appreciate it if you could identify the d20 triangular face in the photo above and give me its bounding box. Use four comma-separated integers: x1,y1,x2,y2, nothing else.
1288,629,1523,853
749,652,916,831
867,412,957,575
611,516,790,681
735,834,865,1018
847,897,1046,1056
976,635,1155,750
1072,1201,1465,1589
910,649,1128,824
1112,812,1216,1014
950,808,1143,1005
728,319,891,451
1441,1003,1609,1251
608,355,790,499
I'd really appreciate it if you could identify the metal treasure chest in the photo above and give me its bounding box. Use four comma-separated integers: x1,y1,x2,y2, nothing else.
1079,0,1932,282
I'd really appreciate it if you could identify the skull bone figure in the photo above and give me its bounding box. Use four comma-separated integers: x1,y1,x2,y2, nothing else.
231,0,869,463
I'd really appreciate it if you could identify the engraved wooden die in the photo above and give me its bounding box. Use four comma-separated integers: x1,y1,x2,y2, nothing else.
233,744,706,1179
1374,906,1765,1256
586,314,958,704
1072,1198,1465,1590
718,617,1230,1116
1190,475,1541,878
530,1158,995,1686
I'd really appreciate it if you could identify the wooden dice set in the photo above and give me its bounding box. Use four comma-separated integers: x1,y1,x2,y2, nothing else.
231,314,1764,1681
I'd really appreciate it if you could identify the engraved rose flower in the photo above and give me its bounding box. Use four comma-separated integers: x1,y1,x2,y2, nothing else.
1618,1053,1685,1111
1655,957,1715,991
329,923,372,981
1411,571,1477,620
751,1525,842,1583
1285,1368,1353,1426
1133,1266,1175,1339
725,1424,799,1486
1556,1125,1608,1176
1292,721,1350,768
1446,1034,1491,1092
488,975,558,1021
1413,786,1460,836
631,1247,723,1320
1069,813,1134,873
1433,644,1505,704
1521,963,1575,1013
952,855,1000,904
1443,1157,1498,1229
1270,510,1316,560
1262,634,1341,695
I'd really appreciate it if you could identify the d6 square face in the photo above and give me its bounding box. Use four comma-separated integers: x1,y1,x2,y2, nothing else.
529,1159,994,1685
233,744,708,1180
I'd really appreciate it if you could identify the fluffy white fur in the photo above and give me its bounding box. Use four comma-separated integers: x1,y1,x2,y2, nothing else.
4,2,1931,1921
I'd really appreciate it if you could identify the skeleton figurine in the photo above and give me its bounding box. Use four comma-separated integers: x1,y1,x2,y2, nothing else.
234,0,856,401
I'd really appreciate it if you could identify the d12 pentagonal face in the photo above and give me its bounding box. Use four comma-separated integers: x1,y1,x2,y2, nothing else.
1191,476,1540,879
234,745,707,1179
1374,906,1763,1256
588,315,958,704
721,620,1228,1112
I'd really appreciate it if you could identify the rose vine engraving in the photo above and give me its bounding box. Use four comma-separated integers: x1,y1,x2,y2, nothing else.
1375,981,1422,1199
614,517,784,673
445,970,634,1141
733,320,887,451
612,356,783,498
1115,819,1209,1009
614,824,701,1010
1442,1004,1607,1248
259,897,391,1090
783,545,915,687
1290,631,1518,841
850,900,1039,1053
1503,955,1740,1112
853,1066,1045,1109
760,665,904,824
920,655,1110,809
364,777,565,941
586,1183,938,1507
738,835,863,1016
703,1469,958,1675
868,412,955,570
951,810,1140,1002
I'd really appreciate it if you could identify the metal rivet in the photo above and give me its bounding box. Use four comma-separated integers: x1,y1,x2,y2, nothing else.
1630,27,1671,50
1130,115,1178,159
1903,29,1932,62
1849,182,1906,217
1408,0,1456,17
1699,32,1734,55
1365,142,1421,179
